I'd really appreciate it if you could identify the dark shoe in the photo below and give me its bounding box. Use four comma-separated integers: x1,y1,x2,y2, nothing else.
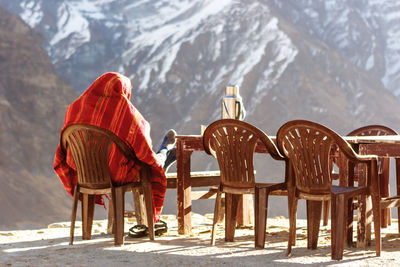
163,148,176,172
154,220,168,236
157,129,177,152
128,224,148,238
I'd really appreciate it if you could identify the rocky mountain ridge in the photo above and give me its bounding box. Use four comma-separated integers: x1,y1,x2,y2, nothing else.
265,0,400,95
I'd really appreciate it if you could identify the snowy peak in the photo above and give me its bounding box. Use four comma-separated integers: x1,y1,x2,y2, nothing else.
120,0,297,99
267,0,400,95
1,0,400,135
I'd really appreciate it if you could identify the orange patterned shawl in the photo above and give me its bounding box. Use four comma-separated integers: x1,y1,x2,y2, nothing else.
53,72,166,220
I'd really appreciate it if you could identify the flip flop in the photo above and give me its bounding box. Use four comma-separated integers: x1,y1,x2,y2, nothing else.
128,224,148,238
155,220,168,236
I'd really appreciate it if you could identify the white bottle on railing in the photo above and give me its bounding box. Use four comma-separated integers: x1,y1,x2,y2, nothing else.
221,85,246,120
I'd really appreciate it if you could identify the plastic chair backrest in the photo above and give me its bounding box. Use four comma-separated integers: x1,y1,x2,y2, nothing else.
203,119,284,189
61,124,134,189
277,120,360,194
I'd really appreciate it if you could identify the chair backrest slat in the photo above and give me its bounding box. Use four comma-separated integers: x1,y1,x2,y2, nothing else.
61,124,135,189
348,125,398,171
277,120,356,195
348,125,398,137
203,119,284,189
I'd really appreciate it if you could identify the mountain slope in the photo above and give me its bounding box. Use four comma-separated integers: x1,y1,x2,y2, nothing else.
0,6,77,229
1,0,399,137
265,0,400,96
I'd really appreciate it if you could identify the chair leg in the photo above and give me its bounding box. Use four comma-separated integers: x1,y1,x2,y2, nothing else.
225,193,240,242
398,205,400,235
306,200,322,250
107,197,114,234
346,196,354,247
356,164,369,248
113,187,125,246
142,179,154,241
217,196,225,223
287,188,297,256
346,160,355,245
366,196,372,245
396,159,400,234
255,187,269,249
211,190,222,246
82,194,95,240
322,200,330,226
370,160,382,256
331,193,347,260
380,159,390,228
132,188,146,225
371,193,381,256
70,186,79,245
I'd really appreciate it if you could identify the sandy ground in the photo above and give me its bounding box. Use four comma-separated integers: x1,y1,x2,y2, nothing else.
1,214,400,267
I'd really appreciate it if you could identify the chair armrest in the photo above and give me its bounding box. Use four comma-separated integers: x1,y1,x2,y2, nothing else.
343,152,378,164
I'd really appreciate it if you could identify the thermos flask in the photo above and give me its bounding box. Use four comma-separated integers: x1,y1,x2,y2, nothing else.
221,85,246,120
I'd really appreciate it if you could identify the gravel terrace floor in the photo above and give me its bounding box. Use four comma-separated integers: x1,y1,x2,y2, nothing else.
1,213,400,267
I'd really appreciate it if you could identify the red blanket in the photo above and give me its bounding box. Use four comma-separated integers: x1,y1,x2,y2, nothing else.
53,72,166,220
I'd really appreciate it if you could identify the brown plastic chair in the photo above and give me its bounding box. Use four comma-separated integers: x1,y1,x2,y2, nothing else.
343,125,400,247
61,123,155,246
325,125,399,229
203,119,287,247
347,125,398,228
276,120,381,260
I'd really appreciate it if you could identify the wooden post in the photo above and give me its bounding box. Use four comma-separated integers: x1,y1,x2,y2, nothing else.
236,195,253,226
396,158,400,233
176,139,193,235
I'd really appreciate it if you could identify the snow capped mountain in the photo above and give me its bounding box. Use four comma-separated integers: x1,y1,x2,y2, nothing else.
1,0,400,137
3,0,400,226
118,1,297,99
266,0,400,95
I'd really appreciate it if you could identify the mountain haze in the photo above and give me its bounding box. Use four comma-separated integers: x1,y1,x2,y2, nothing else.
0,6,77,229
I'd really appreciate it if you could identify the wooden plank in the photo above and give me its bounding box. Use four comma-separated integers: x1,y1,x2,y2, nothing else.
360,143,400,157
191,189,219,200
167,176,220,188
166,178,177,189
166,170,221,178
380,197,400,209
166,170,220,188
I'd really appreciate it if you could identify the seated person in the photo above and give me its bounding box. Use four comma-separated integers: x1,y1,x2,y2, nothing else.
53,72,176,229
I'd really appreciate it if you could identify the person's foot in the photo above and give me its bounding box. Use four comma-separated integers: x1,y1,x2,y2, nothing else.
157,129,177,153
163,147,176,172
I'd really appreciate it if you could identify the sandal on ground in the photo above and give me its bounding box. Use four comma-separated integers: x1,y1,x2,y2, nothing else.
128,224,148,238
155,220,168,236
